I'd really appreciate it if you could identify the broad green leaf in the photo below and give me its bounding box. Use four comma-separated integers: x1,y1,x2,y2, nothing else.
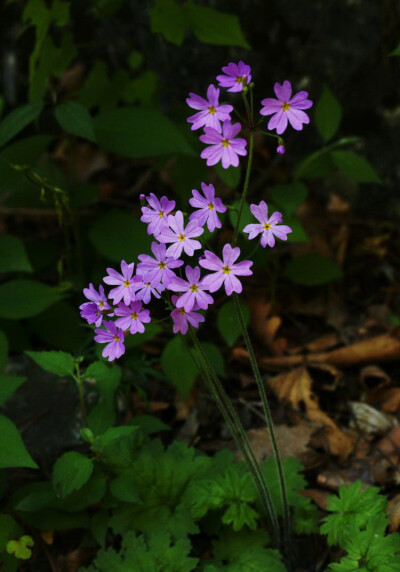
0,234,32,273
217,300,250,347
0,331,9,368
214,162,242,188
201,342,226,378
90,510,109,548
315,85,342,142
85,361,121,435
55,101,96,142
12,481,55,512
295,149,336,180
285,217,309,243
89,210,151,263
285,253,343,286
29,301,86,353
269,183,308,217
184,4,250,48
122,71,158,107
0,374,26,406
15,508,89,530
0,415,38,469
94,107,195,158
25,350,75,377
151,0,186,46
331,150,381,183
110,474,141,503
389,42,400,56
78,61,129,112
161,336,198,397
130,415,170,435
172,155,209,207
52,452,94,498
0,280,62,319
124,322,162,348
0,102,43,148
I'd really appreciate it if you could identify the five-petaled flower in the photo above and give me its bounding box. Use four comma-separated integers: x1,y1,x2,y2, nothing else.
186,84,233,133
216,61,252,92
137,242,183,288
200,120,247,169
158,210,204,259
94,320,125,361
140,193,176,237
189,182,227,232
79,283,112,326
114,301,151,334
243,201,292,248
103,261,140,305
260,80,313,135
170,295,205,335
199,243,253,296
168,265,214,313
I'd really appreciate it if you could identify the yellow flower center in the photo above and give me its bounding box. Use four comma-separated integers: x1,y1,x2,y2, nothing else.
222,265,231,274
158,261,166,269
99,300,104,308
221,139,230,147
281,102,290,111
208,202,214,210
178,234,185,242
190,284,199,292
124,280,130,287
236,75,245,84
131,312,139,320
158,210,164,218
179,308,186,315
263,222,272,230
208,106,216,115
145,282,150,287
113,335,120,342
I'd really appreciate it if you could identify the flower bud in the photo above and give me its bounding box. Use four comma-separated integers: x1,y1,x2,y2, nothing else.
276,144,286,155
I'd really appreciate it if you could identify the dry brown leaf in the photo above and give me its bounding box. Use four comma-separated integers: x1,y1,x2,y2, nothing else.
267,367,354,460
299,489,331,510
326,193,351,213
349,402,397,436
379,388,400,413
387,494,400,531
40,530,54,545
233,333,400,370
248,300,285,355
296,333,340,354
361,365,391,390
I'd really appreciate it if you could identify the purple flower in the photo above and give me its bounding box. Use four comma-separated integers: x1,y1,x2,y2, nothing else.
186,84,233,133
134,277,165,304
189,182,227,232
170,295,205,335
157,210,203,259
276,144,286,155
140,193,176,237
243,201,292,248
137,242,183,288
79,283,112,326
114,301,151,334
103,261,140,305
168,265,214,312
216,61,252,93
199,243,253,296
200,121,247,169
260,81,313,135
94,321,125,361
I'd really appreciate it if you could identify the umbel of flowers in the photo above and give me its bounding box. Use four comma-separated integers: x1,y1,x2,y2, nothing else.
80,61,312,360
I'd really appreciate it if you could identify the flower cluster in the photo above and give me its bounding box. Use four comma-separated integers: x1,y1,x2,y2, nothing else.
80,184,291,361
187,62,312,164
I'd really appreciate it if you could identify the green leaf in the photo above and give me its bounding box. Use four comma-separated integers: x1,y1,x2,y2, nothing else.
15,508,89,531
90,510,109,548
29,301,86,353
85,361,121,435
12,482,55,512
89,210,151,263
269,183,308,217
295,149,336,180
331,150,381,183
285,253,342,286
128,50,144,70
130,414,171,435
0,514,21,552
6,535,34,560
95,107,195,158
110,474,142,503
52,452,94,498
214,162,242,188
151,0,186,46
315,85,342,142
389,42,400,56
200,342,226,378
55,101,96,143
184,4,250,48
217,299,250,347
161,336,198,397
229,200,254,235
261,457,307,518
0,415,38,469
0,234,32,273
0,102,43,148
25,350,75,377
0,374,26,406
0,331,9,368
0,280,62,319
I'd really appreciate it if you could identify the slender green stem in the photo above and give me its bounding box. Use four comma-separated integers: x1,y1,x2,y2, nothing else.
233,293,292,557
189,329,280,547
241,91,252,127
73,365,88,427
233,132,254,245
